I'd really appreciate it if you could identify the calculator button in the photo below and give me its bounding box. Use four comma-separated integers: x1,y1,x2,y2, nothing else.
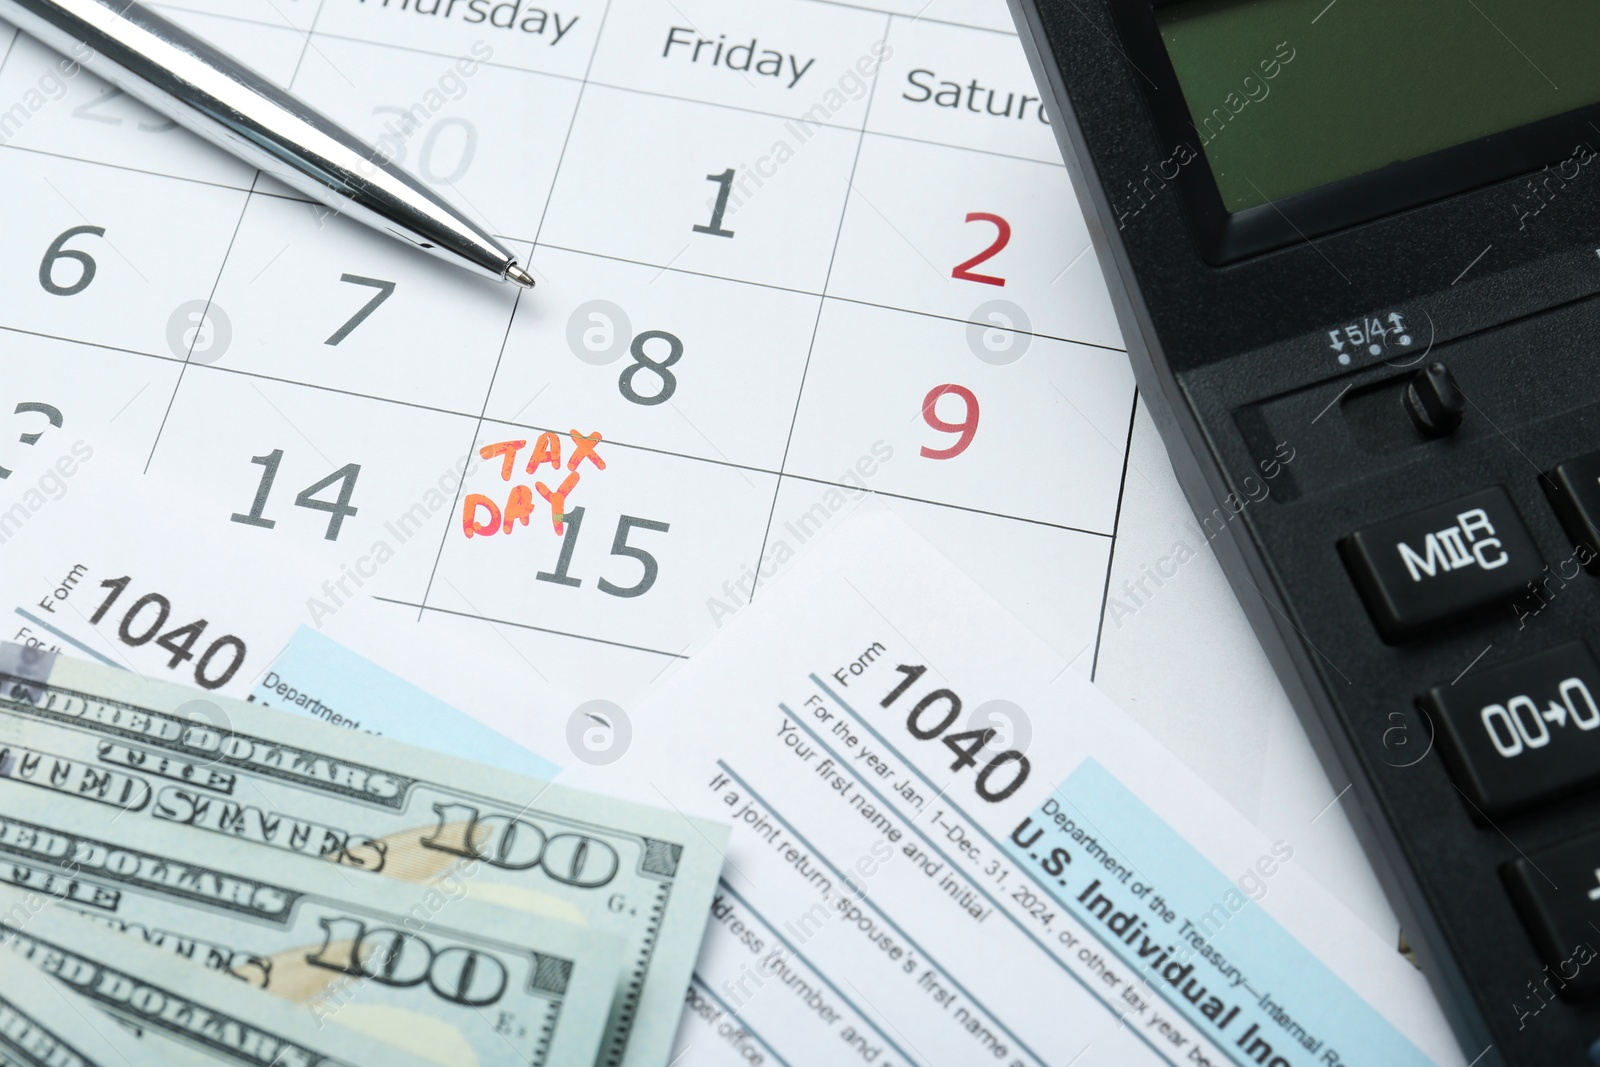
1339,487,1543,641
1423,642,1600,816
1503,833,1600,1001
1545,451,1600,574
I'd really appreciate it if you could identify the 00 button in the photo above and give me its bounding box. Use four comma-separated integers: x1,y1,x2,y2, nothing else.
1423,642,1600,816
1480,678,1600,758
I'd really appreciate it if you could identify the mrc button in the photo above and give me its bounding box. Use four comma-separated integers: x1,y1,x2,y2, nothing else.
1504,832,1600,1001
1339,487,1543,641
1423,642,1600,816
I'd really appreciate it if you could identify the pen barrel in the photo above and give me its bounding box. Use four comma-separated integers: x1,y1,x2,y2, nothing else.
0,0,519,282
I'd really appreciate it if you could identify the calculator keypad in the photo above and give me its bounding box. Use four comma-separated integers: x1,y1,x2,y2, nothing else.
1340,487,1543,641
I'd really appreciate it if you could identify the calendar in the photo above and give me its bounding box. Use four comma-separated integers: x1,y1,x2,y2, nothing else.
0,0,1140,708
0,0,1420,1019
0,0,1395,934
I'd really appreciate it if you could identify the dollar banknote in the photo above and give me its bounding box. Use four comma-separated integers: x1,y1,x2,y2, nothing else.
0,644,728,1067
0,964,165,1067
0,787,621,1067
0,884,439,1067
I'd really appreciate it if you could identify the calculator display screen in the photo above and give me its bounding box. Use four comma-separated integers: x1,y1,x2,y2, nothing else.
1156,0,1600,213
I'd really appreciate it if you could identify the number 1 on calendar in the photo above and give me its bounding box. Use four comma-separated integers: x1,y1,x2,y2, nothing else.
694,169,737,239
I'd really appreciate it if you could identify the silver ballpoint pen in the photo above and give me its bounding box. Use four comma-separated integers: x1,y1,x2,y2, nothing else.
0,0,536,287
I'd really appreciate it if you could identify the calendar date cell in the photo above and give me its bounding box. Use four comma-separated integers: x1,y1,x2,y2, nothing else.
485,247,815,470
202,194,520,414
430,421,776,655
785,300,1134,533
830,136,1119,349
541,86,859,293
290,36,581,240
0,152,248,358
146,370,482,603
0,334,179,490
0,20,301,188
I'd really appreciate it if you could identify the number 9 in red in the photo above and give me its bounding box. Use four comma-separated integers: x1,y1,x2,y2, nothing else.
920,384,979,460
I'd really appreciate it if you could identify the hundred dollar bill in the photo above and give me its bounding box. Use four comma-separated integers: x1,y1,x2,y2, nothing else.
0,884,439,1067
0,788,621,1067
0,644,728,1067
0,965,164,1067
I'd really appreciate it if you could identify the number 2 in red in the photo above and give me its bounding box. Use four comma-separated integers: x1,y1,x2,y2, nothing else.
952,213,1010,287
921,385,979,460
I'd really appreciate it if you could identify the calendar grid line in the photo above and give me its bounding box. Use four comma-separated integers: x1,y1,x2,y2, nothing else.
0,325,1118,537
409,287,521,620
0,220,1123,358
748,12,893,601
274,24,1061,170
1088,388,1141,681
285,0,334,87
523,2,615,251
147,0,1017,48
0,116,1063,224
145,0,307,38
141,0,332,474
0,142,260,194
853,126,1062,168
373,597,689,658
566,83,1062,169
765,482,1112,537
410,288,525,622
821,293,1119,351
412,0,617,620
141,171,262,474
0,323,184,365
0,25,23,79
797,0,1017,37
21,7,1058,172
531,244,1118,350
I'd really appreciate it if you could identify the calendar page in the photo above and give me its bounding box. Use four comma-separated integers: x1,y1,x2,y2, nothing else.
0,0,1391,948
0,0,1126,733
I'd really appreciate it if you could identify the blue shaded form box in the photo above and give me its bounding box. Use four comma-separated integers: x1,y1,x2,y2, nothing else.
254,625,558,779
1002,759,1436,1067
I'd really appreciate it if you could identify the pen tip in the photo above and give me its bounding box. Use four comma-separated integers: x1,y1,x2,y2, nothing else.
505,264,536,289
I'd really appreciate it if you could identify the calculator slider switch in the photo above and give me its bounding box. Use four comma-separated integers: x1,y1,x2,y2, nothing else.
1423,642,1600,816
1402,362,1464,437
1544,451,1600,575
1503,832,1600,1001
1340,487,1544,642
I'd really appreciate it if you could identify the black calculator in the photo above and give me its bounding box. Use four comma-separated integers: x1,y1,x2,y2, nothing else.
1006,1,1600,1064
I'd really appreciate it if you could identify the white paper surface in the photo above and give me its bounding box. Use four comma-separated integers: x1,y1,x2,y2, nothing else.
558,502,1462,1067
